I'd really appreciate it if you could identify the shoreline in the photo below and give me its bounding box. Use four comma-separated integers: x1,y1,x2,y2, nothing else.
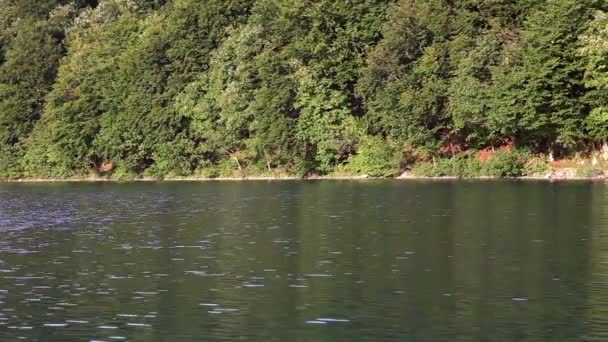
1,174,606,183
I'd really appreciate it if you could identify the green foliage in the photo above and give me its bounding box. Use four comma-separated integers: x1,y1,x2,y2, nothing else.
0,9,68,145
358,0,451,150
1,0,608,179
410,155,481,178
482,150,528,177
176,0,388,175
0,143,24,179
577,165,605,178
578,11,608,141
344,136,401,177
507,0,598,147
145,139,196,177
523,156,551,176
411,149,538,178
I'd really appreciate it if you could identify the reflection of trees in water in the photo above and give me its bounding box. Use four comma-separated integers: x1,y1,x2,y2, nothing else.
0,182,603,341
201,182,597,342
586,184,608,341
463,183,593,342
410,182,594,341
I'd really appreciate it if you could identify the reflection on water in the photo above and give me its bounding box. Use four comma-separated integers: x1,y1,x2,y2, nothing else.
0,181,606,341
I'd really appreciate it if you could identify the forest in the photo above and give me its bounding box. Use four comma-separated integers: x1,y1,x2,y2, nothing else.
1,0,607,179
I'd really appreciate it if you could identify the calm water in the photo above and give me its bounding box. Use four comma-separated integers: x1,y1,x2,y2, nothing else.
0,181,607,341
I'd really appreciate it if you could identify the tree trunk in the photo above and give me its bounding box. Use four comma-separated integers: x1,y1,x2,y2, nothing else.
232,155,242,170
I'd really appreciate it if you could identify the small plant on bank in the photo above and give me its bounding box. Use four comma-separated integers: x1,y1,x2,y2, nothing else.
111,163,140,180
410,154,482,177
145,142,197,178
522,155,551,176
576,165,605,178
0,145,25,180
409,149,535,178
481,149,528,177
343,136,402,177
409,161,437,177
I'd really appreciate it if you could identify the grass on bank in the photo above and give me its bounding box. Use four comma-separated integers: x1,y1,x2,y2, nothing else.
409,150,548,178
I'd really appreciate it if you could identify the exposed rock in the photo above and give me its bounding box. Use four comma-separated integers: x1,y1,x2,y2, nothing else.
99,162,113,173
546,168,578,179
397,171,416,179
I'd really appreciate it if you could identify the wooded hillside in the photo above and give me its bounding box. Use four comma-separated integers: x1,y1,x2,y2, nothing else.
1,0,607,178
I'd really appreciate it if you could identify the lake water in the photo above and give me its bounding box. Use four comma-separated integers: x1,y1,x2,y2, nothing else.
0,180,607,341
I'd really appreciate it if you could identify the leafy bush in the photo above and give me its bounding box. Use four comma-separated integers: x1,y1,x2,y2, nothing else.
481,150,527,177
409,161,436,177
201,167,221,179
344,136,402,177
410,155,482,177
145,141,196,178
110,160,140,180
577,165,604,178
0,144,24,179
410,149,536,178
452,155,483,177
197,157,248,178
523,156,551,176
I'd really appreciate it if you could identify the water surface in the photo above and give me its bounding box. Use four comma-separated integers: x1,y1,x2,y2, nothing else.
0,181,607,341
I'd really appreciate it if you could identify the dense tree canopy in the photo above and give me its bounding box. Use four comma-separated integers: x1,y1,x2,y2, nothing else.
0,0,607,178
